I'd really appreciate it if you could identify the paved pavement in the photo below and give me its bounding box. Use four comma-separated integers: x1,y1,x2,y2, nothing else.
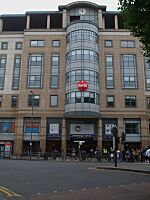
96,161,150,174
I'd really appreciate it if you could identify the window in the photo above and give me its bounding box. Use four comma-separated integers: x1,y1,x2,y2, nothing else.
11,96,18,107
124,119,140,134
147,97,150,108
0,56,6,90
15,42,22,50
144,58,150,90
105,40,113,47
121,54,137,89
28,95,40,106
24,118,40,134
27,54,44,88
65,92,99,105
50,95,58,107
1,42,8,50
50,54,60,88
12,55,21,90
105,54,114,88
30,40,44,47
52,40,60,47
125,96,136,107
0,119,15,133
107,96,115,107
0,96,2,107
67,30,98,43
120,40,135,48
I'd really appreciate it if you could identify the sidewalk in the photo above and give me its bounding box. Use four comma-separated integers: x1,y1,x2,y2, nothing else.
97,162,150,174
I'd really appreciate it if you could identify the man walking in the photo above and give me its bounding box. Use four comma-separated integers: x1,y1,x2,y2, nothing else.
145,146,150,163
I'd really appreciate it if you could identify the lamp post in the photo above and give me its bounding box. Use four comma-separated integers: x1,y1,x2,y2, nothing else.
30,90,34,159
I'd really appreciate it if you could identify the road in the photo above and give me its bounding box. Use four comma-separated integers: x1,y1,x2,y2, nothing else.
0,159,150,200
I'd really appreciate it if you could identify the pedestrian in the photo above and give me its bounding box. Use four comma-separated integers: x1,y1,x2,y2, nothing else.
145,146,150,163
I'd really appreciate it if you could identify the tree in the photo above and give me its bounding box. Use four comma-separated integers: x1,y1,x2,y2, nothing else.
118,0,150,60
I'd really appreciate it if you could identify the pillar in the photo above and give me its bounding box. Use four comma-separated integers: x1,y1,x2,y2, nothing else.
13,117,23,157
98,10,103,29
62,9,67,28
47,15,50,29
115,15,118,29
97,119,102,150
61,118,67,159
0,18,3,32
26,15,30,29
40,115,46,155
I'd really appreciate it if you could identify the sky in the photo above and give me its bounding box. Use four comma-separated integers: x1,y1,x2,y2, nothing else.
0,0,119,14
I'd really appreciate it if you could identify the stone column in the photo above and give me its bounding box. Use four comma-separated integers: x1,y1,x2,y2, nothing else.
118,117,124,150
13,117,23,157
98,10,103,29
61,118,67,159
26,15,30,29
0,18,3,32
40,115,46,155
97,119,102,150
47,15,50,29
141,118,149,148
115,15,118,29
62,9,67,28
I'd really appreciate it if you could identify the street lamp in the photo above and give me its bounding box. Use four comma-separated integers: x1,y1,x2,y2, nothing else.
30,90,35,159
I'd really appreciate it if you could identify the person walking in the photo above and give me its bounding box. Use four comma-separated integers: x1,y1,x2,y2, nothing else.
145,146,150,163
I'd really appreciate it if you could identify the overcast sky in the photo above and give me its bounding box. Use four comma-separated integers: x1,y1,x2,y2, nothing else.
0,0,119,14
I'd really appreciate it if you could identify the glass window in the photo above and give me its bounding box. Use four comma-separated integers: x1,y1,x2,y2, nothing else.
105,40,112,47
28,95,40,106
11,96,18,107
27,54,44,88
106,54,114,88
124,119,140,134
12,55,21,90
147,97,150,108
144,58,150,90
23,118,40,134
125,96,136,107
0,119,15,133
121,54,137,88
107,96,115,107
50,54,59,88
0,96,2,107
120,40,135,48
1,42,8,50
0,56,6,90
50,95,58,107
15,42,22,49
30,40,44,47
52,40,60,47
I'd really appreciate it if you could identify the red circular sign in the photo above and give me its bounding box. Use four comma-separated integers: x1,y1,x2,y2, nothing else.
77,80,88,91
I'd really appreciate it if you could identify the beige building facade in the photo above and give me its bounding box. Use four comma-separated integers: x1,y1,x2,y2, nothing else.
0,1,150,158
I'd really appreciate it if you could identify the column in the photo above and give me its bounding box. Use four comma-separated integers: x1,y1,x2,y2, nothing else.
40,115,46,155
47,15,50,29
98,10,103,29
118,117,124,150
141,118,149,148
61,118,67,159
26,15,30,29
0,18,3,32
62,9,67,28
13,117,23,157
97,119,102,150
115,15,118,29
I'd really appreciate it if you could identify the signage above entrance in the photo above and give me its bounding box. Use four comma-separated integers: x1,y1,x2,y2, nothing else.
77,80,88,91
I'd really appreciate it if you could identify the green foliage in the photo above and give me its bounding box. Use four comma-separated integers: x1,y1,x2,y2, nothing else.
118,0,150,60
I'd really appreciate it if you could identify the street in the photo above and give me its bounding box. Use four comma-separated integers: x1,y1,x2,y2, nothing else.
0,159,150,200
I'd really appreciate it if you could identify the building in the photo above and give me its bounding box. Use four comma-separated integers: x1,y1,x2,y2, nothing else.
0,1,150,158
